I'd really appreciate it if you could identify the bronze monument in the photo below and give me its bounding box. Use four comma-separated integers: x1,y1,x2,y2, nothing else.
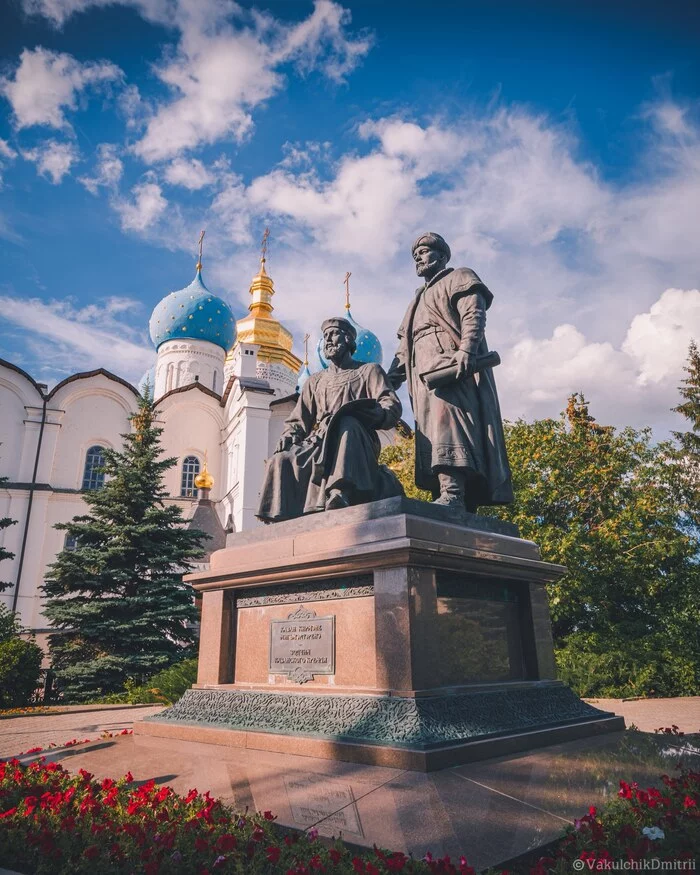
389,232,513,512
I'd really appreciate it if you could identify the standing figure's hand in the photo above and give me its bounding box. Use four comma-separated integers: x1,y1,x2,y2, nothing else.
454,350,476,380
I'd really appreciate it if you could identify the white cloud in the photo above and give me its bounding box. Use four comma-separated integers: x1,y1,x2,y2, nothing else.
114,181,168,231
163,157,215,190
497,288,700,432
623,289,700,386
0,47,121,130
0,293,153,381
0,140,17,160
79,143,123,194
132,0,371,162
23,139,79,183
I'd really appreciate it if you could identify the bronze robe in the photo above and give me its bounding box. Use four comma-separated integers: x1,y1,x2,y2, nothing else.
257,361,403,522
389,267,513,507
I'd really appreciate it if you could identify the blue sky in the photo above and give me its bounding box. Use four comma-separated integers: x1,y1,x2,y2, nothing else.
0,0,699,434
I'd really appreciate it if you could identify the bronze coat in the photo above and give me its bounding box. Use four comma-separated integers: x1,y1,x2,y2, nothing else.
389,267,513,506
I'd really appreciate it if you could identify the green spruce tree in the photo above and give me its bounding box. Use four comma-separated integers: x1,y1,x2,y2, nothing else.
671,340,700,535
43,390,207,702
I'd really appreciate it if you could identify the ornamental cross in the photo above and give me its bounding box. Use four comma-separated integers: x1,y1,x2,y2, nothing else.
303,332,310,365
197,229,205,268
344,271,352,310
261,226,270,262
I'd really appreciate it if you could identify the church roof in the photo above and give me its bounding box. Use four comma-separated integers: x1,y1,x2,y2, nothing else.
149,267,235,352
228,257,301,374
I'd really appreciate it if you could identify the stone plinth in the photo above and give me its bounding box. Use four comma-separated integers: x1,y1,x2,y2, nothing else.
136,498,623,769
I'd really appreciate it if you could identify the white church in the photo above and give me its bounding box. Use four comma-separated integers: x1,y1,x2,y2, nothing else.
0,248,390,651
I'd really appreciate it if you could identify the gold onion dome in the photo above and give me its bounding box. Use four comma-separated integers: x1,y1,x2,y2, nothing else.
194,462,215,491
228,256,301,373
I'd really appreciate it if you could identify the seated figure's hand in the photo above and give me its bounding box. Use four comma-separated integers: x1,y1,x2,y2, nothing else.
356,401,386,429
276,431,303,453
454,349,476,380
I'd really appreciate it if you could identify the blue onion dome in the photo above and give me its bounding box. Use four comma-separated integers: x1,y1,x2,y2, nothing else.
149,267,235,351
296,360,312,392
316,308,383,369
137,364,156,396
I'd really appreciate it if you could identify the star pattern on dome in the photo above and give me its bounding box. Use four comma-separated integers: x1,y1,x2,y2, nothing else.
149,269,235,351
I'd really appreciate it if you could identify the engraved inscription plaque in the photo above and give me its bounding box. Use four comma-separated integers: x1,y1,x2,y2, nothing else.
269,606,335,684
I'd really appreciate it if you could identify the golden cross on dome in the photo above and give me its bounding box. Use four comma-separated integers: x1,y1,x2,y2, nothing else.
303,332,310,366
260,226,270,264
196,229,205,271
344,271,352,311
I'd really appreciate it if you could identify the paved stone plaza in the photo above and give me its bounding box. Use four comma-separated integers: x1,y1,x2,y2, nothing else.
1,699,698,869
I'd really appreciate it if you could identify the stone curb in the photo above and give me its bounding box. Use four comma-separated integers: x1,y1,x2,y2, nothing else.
0,703,166,720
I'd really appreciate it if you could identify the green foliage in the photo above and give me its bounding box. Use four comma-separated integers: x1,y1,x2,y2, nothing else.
379,432,432,501
0,638,43,708
485,393,699,698
0,605,43,708
670,340,700,536
97,658,198,705
43,390,208,703
0,472,17,593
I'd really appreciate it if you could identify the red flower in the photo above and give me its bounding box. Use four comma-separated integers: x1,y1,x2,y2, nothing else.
267,846,282,863
0,807,18,819
386,853,407,871
252,826,265,842
185,788,199,803
352,858,365,873
329,849,342,864
195,837,209,853
124,771,134,783
264,810,276,820
83,845,100,860
216,834,238,852
684,795,697,808
588,806,596,817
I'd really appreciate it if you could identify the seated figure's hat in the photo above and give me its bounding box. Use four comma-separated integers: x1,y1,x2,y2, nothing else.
411,232,451,262
321,316,357,341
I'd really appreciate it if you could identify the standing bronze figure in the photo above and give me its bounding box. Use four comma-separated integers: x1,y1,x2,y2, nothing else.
388,232,513,512
257,317,404,522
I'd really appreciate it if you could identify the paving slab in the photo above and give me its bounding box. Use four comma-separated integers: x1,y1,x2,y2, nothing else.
584,697,700,734
4,725,697,871
0,704,165,758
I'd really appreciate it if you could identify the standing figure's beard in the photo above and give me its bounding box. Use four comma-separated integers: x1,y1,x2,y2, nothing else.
416,257,443,277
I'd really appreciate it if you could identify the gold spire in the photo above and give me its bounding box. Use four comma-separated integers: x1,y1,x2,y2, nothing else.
248,227,275,317
227,228,302,374
194,454,214,491
196,229,205,272
344,271,352,311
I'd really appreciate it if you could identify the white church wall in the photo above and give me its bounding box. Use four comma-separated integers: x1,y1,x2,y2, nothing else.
48,379,137,489
0,364,44,482
154,339,225,399
155,390,224,508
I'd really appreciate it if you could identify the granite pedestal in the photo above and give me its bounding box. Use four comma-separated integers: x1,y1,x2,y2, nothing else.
136,498,623,769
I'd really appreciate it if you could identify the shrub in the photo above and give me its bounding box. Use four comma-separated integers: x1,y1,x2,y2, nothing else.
97,658,198,705
0,636,43,708
556,632,699,699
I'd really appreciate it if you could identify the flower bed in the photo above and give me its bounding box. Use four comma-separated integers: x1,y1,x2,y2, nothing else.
0,741,697,874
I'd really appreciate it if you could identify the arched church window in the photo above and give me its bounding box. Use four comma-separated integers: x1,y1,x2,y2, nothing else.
180,456,200,498
166,363,174,392
82,446,106,491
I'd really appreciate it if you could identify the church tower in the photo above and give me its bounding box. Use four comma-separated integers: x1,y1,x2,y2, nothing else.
226,229,301,397
148,232,235,399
